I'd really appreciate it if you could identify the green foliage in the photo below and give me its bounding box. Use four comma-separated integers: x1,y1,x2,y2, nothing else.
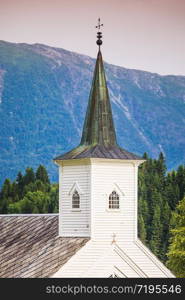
149,205,162,257
138,152,185,266
160,200,171,260
16,172,24,199
138,215,147,243
23,168,35,186
167,197,185,277
0,165,58,214
0,179,12,213
48,184,59,213
176,165,185,201
9,191,50,214
36,165,50,185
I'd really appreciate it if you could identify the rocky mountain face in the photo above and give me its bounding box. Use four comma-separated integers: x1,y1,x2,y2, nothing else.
0,40,185,184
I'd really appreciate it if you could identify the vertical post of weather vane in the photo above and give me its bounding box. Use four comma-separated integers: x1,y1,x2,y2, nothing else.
96,18,103,50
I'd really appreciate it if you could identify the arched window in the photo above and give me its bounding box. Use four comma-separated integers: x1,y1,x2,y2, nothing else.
109,191,119,209
72,190,80,209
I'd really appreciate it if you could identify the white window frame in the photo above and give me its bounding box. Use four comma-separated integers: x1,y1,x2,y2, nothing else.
72,190,80,210
106,183,124,212
68,182,83,212
108,190,120,210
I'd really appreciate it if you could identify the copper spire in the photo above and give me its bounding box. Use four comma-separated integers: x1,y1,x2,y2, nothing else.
80,19,117,147
80,49,117,147
54,21,143,161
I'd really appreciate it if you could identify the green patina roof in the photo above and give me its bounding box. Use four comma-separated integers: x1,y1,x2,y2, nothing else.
80,50,117,147
54,49,142,161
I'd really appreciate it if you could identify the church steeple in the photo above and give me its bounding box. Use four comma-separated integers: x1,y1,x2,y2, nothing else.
81,18,117,147
54,20,142,161
80,49,117,147
52,21,173,280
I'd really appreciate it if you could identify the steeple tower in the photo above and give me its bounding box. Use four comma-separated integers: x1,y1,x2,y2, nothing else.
52,20,174,279
55,19,141,161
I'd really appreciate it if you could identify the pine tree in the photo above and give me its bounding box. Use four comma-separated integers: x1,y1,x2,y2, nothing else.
149,189,162,221
138,197,148,226
11,182,19,202
0,179,12,213
176,165,185,201
143,152,148,160
160,200,171,261
138,215,147,243
167,197,185,277
36,165,50,185
149,204,162,257
158,152,166,177
23,167,35,186
1,178,12,199
153,152,166,191
16,171,24,199
165,173,180,210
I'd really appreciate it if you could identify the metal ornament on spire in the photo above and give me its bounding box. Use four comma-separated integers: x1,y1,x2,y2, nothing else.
96,17,103,30
96,18,103,49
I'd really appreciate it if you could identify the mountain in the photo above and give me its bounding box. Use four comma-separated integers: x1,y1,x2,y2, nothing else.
0,40,185,185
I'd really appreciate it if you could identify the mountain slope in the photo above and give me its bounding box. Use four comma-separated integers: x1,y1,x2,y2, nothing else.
0,41,185,184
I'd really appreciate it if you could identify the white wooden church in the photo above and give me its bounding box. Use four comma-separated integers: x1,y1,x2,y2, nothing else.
0,24,174,278
52,26,175,278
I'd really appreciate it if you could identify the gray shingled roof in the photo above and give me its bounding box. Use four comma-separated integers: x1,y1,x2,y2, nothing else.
0,215,88,278
55,145,143,160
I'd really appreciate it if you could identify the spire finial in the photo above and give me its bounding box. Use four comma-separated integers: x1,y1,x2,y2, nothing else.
95,18,103,50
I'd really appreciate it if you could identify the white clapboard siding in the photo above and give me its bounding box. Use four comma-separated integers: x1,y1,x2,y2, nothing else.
59,161,91,237
91,160,139,241
52,240,175,278
56,158,174,277
58,158,140,239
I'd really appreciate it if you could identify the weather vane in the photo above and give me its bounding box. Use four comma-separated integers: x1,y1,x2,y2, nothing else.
96,18,103,31
95,18,103,49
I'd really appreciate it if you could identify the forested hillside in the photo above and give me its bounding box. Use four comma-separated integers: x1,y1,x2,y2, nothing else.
138,153,185,263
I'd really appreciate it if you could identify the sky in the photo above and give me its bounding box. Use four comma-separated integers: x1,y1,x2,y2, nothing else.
0,0,185,75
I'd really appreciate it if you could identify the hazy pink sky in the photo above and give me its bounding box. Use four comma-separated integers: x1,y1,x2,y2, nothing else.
0,0,185,75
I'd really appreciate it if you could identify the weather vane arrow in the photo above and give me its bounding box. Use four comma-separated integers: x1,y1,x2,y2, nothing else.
95,18,103,30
